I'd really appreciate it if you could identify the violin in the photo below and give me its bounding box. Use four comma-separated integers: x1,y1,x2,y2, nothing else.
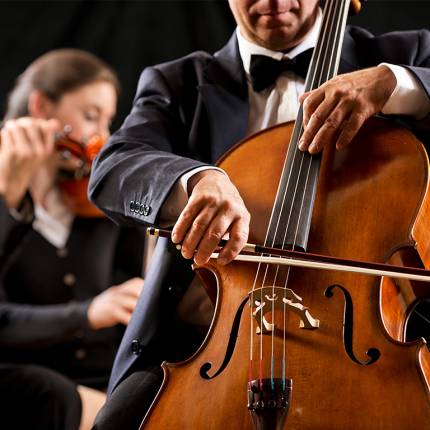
0,123,104,217
55,130,105,218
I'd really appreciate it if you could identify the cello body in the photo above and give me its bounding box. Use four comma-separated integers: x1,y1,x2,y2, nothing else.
140,118,430,429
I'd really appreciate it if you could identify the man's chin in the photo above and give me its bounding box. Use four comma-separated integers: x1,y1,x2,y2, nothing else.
255,29,298,51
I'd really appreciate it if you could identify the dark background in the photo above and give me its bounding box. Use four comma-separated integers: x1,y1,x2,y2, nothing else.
1,0,429,128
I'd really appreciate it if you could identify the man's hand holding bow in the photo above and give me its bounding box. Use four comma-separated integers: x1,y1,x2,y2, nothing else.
171,170,250,267
298,65,397,154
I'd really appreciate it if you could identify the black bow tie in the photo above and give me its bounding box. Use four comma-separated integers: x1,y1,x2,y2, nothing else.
249,48,313,92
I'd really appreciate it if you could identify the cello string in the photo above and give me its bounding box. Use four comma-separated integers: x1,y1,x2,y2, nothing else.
279,0,349,389
278,0,344,286
247,0,345,390
285,0,345,269
245,105,309,387
284,0,349,284
413,310,430,326
274,0,343,390
285,0,346,268
265,0,339,391
261,0,336,390
248,122,308,387
275,1,337,391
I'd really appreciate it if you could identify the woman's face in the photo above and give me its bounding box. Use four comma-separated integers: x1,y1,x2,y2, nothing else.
48,80,117,142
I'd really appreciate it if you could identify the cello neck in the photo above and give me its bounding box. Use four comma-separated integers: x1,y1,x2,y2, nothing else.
305,0,351,92
264,0,352,252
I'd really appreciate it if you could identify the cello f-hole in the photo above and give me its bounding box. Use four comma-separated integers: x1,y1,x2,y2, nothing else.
325,284,381,365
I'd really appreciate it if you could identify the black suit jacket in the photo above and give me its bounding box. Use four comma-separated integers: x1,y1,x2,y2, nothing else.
89,27,430,394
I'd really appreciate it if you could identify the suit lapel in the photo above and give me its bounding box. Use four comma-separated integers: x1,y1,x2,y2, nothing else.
339,26,362,74
199,34,249,162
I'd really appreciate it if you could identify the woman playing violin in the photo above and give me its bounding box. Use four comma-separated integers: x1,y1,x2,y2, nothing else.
0,49,145,430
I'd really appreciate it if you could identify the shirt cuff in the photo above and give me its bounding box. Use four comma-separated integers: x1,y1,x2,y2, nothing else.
380,63,430,119
160,166,227,226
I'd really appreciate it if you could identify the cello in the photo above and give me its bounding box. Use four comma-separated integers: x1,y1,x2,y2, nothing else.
141,0,430,428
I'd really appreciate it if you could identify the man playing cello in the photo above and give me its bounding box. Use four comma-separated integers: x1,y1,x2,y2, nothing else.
89,1,430,428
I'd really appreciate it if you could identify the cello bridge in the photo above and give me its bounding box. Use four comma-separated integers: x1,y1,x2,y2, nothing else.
249,286,319,334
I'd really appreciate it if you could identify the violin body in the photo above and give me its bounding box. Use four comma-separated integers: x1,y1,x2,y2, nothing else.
56,134,105,217
140,118,430,429
0,131,104,217
58,176,104,218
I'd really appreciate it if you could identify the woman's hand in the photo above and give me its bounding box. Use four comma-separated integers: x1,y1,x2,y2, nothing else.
0,117,60,208
87,277,143,330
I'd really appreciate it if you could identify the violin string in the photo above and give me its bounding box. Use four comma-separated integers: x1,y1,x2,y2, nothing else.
280,0,344,267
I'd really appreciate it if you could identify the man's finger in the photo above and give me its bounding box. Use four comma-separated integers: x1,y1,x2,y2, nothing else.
172,197,205,244
301,89,325,127
299,95,337,151
217,216,249,266
181,204,218,260
335,111,368,150
307,99,353,153
193,210,234,265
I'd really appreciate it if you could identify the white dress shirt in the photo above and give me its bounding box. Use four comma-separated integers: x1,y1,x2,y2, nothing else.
9,186,74,249
32,187,74,248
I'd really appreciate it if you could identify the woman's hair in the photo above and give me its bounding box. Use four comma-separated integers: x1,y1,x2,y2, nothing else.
4,48,120,120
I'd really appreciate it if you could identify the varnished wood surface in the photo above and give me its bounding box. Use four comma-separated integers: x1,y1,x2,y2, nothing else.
141,118,430,429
